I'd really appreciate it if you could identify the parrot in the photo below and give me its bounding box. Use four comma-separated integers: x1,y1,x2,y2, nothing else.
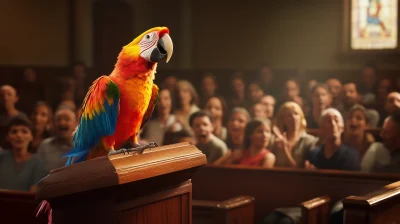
36,26,173,223
64,26,173,165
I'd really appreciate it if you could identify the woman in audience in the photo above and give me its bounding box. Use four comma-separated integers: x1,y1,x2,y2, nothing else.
227,72,246,110
174,80,200,131
306,84,332,128
141,89,181,145
30,101,53,153
0,115,47,192
272,102,318,168
224,118,275,167
225,107,251,151
204,96,228,141
342,105,375,159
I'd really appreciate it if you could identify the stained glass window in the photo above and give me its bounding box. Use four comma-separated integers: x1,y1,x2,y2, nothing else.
351,0,398,50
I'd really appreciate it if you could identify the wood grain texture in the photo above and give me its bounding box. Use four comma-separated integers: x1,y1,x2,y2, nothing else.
36,142,206,200
192,165,400,223
343,181,400,224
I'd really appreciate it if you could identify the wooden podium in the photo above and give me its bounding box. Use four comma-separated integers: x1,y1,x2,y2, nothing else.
36,142,207,224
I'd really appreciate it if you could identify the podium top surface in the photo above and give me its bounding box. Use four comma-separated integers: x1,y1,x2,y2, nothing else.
36,142,207,200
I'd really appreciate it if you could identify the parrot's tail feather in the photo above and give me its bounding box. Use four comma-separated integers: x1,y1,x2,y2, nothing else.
36,200,53,224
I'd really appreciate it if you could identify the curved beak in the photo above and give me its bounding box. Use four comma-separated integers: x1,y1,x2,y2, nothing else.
150,33,173,63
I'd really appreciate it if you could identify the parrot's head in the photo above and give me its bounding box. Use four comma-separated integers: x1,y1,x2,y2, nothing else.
115,26,173,78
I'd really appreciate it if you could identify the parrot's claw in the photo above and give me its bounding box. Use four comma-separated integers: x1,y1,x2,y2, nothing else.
107,142,158,156
128,142,158,154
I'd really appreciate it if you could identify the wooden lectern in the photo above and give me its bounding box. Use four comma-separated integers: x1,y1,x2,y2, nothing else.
36,142,207,224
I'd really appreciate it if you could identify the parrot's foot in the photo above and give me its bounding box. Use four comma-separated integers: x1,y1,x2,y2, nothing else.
129,142,158,154
107,142,158,156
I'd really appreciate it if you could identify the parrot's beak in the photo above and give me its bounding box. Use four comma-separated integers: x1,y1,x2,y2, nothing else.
150,33,173,63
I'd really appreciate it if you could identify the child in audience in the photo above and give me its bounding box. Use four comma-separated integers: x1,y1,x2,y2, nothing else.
189,111,228,164
0,115,47,192
204,96,228,141
230,118,275,167
30,101,53,153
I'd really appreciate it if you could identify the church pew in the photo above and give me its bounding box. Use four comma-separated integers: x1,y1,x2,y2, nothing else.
343,181,400,224
0,189,47,224
300,196,331,224
191,165,400,223
193,195,255,224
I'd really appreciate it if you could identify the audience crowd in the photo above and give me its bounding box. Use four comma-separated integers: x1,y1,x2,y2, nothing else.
1,62,400,193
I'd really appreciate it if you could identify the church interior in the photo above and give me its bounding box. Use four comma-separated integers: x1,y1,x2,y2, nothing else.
1,0,400,223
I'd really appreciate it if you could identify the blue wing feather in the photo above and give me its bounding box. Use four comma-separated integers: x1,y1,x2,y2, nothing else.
62,76,120,166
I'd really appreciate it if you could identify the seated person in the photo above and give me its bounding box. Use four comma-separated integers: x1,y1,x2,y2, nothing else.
30,101,53,153
0,115,47,192
342,105,375,159
306,84,332,128
260,95,276,119
37,106,78,172
307,108,360,171
271,102,318,168
0,85,28,147
372,111,400,173
189,111,228,164
224,118,275,167
141,88,181,145
204,96,228,141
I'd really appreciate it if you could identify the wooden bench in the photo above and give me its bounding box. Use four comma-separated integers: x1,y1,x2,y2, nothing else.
343,181,400,224
301,196,331,224
192,165,400,223
0,189,47,224
193,195,255,224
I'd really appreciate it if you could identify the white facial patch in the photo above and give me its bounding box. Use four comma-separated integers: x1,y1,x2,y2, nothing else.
139,31,159,60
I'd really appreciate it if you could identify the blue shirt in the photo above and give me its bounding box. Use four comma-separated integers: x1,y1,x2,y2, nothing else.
307,144,361,171
0,150,47,191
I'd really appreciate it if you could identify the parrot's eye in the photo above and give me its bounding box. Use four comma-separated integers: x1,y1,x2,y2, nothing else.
146,34,150,39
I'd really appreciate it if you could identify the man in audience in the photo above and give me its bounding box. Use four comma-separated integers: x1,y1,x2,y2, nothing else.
37,106,78,172
307,108,360,170
373,111,400,173
260,95,276,119
0,85,28,147
189,111,228,163
339,82,379,127
325,78,342,108
385,92,400,116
